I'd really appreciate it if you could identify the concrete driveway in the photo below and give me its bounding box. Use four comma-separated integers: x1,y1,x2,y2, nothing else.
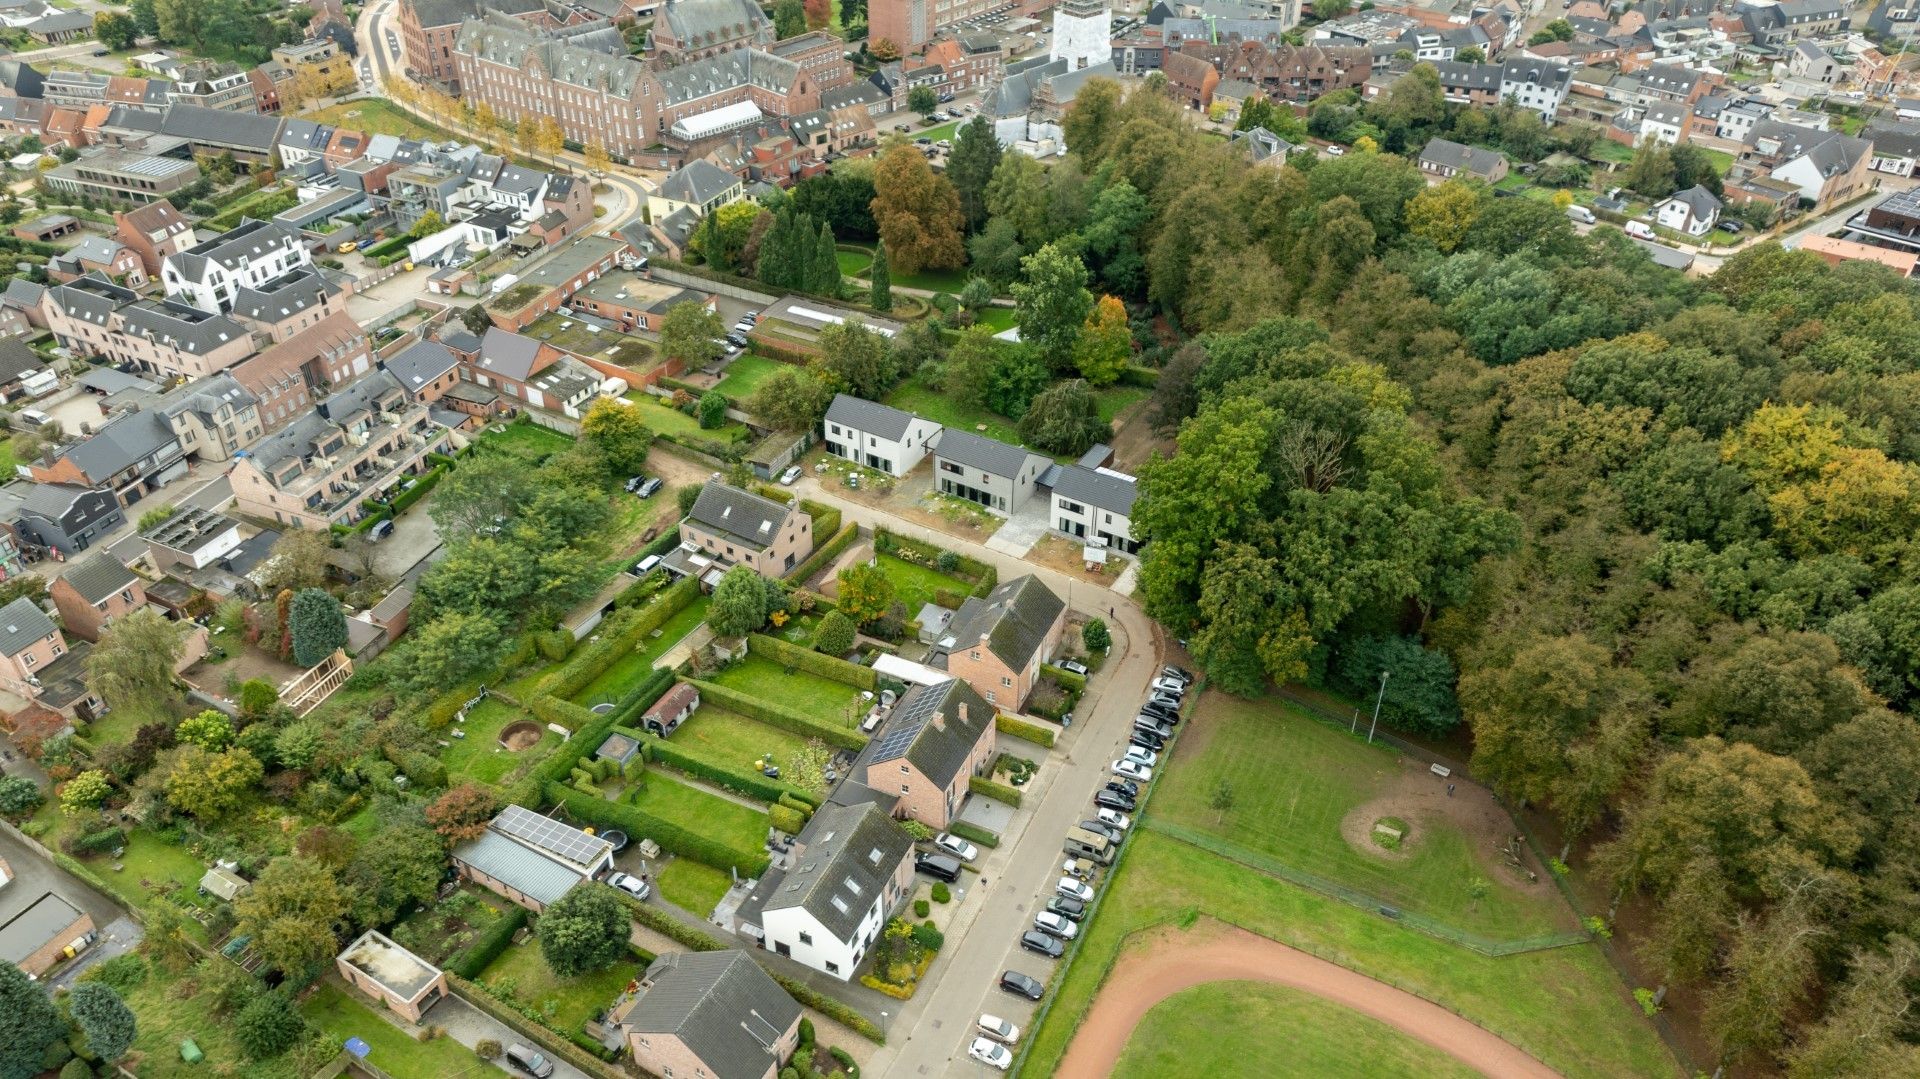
0,823,140,986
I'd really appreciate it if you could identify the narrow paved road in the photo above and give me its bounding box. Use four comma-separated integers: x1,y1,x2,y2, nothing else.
791,480,1163,1079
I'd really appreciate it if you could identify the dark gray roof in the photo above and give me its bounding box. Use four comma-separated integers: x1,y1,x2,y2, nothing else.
477,327,543,381
161,103,283,152
231,268,337,323
824,393,922,443
1052,464,1138,517
60,551,137,604
1865,120,1920,158
1419,137,1506,176
866,679,992,787
0,481,101,523
657,159,742,206
944,574,1063,673
661,0,770,46
756,801,911,940
58,409,177,482
0,596,56,656
0,337,43,384
1663,184,1722,217
0,893,85,966
624,952,800,1079
933,427,1044,479
687,484,794,552
383,340,460,392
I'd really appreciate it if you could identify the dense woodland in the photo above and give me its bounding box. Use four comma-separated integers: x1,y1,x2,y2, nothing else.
993,78,1920,1074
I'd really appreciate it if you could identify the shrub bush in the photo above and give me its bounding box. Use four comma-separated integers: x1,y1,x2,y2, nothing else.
773,974,884,1042
930,882,950,904
798,1017,815,1047
913,898,930,918
912,922,944,951
1041,664,1088,694
798,499,841,540
995,713,1057,748
611,892,727,951
785,523,858,584
769,802,805,834
969,776,1021,807
475,1039,502,1060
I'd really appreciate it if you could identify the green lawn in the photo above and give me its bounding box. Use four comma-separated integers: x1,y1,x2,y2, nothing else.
706,654,865,728
474,422,577,464
886,376,1147,458
569,596,711,706
971,307,1018,333
441,696,563,784
1022,833,1679,1079
478,938,643,1033
838,241,971,293
1113,980,1480,1079
83,830,211,921
712,354,790,402
670,704,818,790
875,552,973,615
1154,695,1567,940
657,857,734,918
125,975,303,1079
305,982,507,1079
631,771,770,864
0,437,15,478
836,249,874,278
302,99,460,143
620,393,751,444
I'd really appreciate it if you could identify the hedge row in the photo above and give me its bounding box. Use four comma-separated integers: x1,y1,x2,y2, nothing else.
786,522,858,584
548,782,771,876
540,576,699,699
996,713,1057,748
611,891,726,952
611,668,680,728
446,906,528,979
686,678,865,751
1041,664,1088,695
772,973,886,1044
449,974,621,1079
969,775,1022,808
874,527,997,597
633,528,684,565
1117,364,1161,388
799,499,841,541
615,724,796,804
524,705,626,792
384,463,447,515
946,820,1001,850
745,332,820,365
746,633,877,690
419,635,537,730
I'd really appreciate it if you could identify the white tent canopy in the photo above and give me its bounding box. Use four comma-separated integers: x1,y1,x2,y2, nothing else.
671,100,763,141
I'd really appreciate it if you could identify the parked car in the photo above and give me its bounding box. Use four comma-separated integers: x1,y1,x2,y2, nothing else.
778,465,803,486
505,1045,555,1078
1133,718,1173,740
1142,698,1180,719
1057,658,1089,676
606,872,650,900
1020,929,1064,958
1326,144,1346,156
635,477,662,498
934,833,979,862
1057,877,1095,902
1097,808,1132,831
1129,731,1165,753
1112,759,1153,781
1106,777,1140,798
1000,970,1045,1000
1717,219,1746,233
1079,819,1120,842
1046,895,1087,922
1150,677,1187,697
1034,911,1078,939
1123,745,1158,767
968,1036,1014,1070
914,852,962,882
978,1013,1021,1043
725,332,749,348
633,554,663,576
1095,789,1136,813
1624,220,1655,240
1161,665,1192,682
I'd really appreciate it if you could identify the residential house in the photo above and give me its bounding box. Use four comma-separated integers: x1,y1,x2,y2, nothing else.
1788,40,1841,84
483,235,624,332
22,377,260,505
43,275,257,382
141,505,244,573
1050,461,1141,554
733,800,915,981
1232,124,1300,166
1417,137,1509,183
674,483,814,581
462,328,600,417
610,951,802,1079
1655,184,1722,236
1162,51,1221,110
860,678,996,829
231,309,372,432
228,268,345,343
451,804,615,913
0,338,54,404
166,65,256,112
647,160,747,223
1739,0,1846,45
1641,102,1693,145
49,552,143,642
47,237,147,287
336,931,450,1023
160,104,284,165
0,481,125,557
161,219,314,314
822,394,940,478
568,274,713,334
930,428,1050,516
0,596,67,697
1738,120,1873,209
380,340,462,406
933,574,1067,711
113,201,195,277
228,370,449,529
1865,120,1920,177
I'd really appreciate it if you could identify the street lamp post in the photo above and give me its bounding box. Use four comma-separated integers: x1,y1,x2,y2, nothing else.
879,1010,889,1035
1367,670,1390,745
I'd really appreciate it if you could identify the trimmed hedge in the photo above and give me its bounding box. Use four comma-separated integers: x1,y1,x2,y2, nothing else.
529,695,595,730
969,775,1022,808
384,463,447,515
611,668,679,729
539,576,700,700
874,527,996,597
548,782,770,876
769,803,805,834
611,891,727,952
686,678,865,751
798,499,841,541
525,705,627,792
446,906,528,979
614,724,797,804
947,820,1001,849
450,974,621,1078
744,332,820,365
996,713,1057,748
786,522,858,584
746,633,877,689
1117,365,1161,388
772,973,885,1044
1040,664,1088,694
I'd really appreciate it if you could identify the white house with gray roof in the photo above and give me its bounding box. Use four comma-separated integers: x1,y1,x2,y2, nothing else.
931,428,1051,516
647,160,747,222
732,800,914,981
1051,462,1141,554
161,219,313,315
1655,184,1722,236
822,393,940,477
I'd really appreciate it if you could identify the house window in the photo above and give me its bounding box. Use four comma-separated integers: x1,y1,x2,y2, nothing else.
1001,676,1012,688
901,783,911,794
969,650,980,661
22,652,36,668
799,931,813,945
826,960,840,974
985,690,996,703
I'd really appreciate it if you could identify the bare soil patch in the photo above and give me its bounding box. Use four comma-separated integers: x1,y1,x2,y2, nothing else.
1338,757,1552,892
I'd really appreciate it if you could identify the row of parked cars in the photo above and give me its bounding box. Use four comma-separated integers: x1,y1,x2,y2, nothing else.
974,665,1196,1068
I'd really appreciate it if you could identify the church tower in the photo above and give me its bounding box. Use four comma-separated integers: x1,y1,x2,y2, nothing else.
1051,0,1112,71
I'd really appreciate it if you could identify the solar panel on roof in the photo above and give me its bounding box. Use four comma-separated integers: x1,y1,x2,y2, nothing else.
493,804,609,868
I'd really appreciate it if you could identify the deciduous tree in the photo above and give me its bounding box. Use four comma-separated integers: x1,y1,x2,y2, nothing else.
1073,295,1131,386
426,782,501,842
660,300,724,367
835,561,896,627
870,143,964,275
235,856,352,975
708,565,785,637
1011,242,1093,373
175,710,234,751
539,883,629,976
745,367,835,432
86,609,185,712
1017,379,1110,456
163,746,262,820
811,317,895,399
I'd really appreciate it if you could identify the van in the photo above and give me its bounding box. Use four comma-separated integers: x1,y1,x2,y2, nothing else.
1625,220,1655,240
1063,827,1114,865
633,554,662,576
19,409,50,428
1566,205,1596,225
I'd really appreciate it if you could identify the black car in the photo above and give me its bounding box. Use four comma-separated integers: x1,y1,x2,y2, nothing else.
725,333,749,348
1130,729,1165,750
1020,930,1065,958
1001,970,1045,1000
1047,895,1087,921
1141,700,1180,721
1107,777,1140,797
1095,789,1136,813
914,852,961,882
634,477,662,498
1717,219,1746,234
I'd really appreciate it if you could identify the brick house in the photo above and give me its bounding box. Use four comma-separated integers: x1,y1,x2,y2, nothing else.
610,951,802,1079
380,340,463,405
675,484,814,580
230,309,373,434
932,575,1066,711
49,552,144,643
0,596,69,697
113,200,195,277
862,678,996,828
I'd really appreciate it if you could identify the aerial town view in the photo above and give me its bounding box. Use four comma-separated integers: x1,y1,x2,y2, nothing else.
1,0,1918,1075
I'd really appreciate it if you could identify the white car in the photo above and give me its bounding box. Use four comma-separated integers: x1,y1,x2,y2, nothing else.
1034,911,1078,939
1149,677,1187,697
1057,877,1095,902
778,465,802,486
1096,808,1132,831
606,872,650,900
934,833,979,862
967,1036,1013,1070
977,1014,1020,1044
1123,745,1158,767
1111,759,1153,782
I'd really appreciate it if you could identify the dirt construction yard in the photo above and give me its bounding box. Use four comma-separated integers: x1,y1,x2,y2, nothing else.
1059,919,1562,1079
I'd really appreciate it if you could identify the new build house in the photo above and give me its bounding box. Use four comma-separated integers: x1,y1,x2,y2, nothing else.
930,428,1050,516
822,394,940,477
732,800,914,981
161,219,313,314
1049,462,1141,554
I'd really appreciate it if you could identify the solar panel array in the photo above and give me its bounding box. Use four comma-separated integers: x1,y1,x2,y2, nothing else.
493,804,609,868
870,692,937,763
